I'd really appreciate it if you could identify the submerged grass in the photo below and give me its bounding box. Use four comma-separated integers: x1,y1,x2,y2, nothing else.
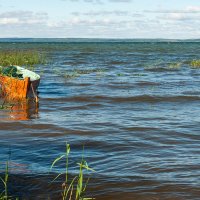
168,62,182,69
0,101,13,110
190,59,200,68
54,68,105,80
145,59,200,70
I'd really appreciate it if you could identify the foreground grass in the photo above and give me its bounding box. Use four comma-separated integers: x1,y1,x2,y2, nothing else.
0,143,95,200
50,143,95,200
0,162,9,200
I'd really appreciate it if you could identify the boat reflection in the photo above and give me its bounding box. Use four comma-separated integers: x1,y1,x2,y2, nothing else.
1,99,39,121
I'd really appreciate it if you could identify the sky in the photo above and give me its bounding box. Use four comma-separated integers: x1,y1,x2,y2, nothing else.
0,0,200,38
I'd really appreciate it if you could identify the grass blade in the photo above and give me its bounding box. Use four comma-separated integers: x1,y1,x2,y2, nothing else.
50,155,65,170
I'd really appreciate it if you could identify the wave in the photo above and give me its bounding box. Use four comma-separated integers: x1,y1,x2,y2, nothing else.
41,95,200,103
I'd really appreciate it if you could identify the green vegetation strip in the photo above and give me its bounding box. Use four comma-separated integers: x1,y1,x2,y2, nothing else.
0,50,46,68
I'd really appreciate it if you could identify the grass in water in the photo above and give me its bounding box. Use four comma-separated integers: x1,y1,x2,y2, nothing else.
190,60,200,68
50,143,95,200
0,161,9,200
0,143,94,200
54,68,105,80
0,50,46,70
168,62,182,69
0,100,13,110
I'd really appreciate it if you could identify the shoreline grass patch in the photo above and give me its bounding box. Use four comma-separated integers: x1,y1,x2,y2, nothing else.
0,50,46,69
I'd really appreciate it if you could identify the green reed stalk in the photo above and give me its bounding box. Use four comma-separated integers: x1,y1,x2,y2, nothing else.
0,161,9,200
0,50,46,69
50,143,95,200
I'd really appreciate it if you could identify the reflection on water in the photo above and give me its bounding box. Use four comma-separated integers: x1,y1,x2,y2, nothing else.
0,99,39,121
0,161,30,174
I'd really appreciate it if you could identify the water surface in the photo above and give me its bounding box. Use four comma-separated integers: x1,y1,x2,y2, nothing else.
0,39,200,200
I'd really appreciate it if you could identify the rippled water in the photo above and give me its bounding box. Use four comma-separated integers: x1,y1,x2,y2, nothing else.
0,40,200,200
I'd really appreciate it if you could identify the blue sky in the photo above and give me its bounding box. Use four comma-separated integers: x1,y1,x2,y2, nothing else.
0,0,200,38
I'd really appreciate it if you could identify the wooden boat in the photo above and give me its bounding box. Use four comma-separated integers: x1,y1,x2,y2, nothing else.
0,66,40,101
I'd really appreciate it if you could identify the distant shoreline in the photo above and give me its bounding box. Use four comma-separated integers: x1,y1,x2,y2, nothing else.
0,38,200,43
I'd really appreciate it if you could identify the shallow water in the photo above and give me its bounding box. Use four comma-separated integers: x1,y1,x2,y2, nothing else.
0,39,200,200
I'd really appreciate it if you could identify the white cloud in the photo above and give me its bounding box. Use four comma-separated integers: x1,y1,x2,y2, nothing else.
109,0,132,2
145,6,200,14
66,0,132,3
0,18,19,25
0,5,200,39
161,13,200,21
186,6,200,12
0,11,48,25
71,10,129,16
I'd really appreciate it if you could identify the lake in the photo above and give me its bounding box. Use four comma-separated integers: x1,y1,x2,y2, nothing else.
0,39,200,200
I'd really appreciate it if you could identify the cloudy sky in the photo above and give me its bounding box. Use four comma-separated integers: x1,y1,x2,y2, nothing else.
0,0,200,38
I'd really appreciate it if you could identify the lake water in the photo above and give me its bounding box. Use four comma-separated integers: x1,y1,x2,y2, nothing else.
0,39,200,200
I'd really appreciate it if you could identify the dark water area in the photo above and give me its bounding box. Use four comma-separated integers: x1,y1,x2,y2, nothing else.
0,39,200,199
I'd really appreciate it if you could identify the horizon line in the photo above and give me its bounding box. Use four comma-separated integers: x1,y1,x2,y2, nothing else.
0,37,200,40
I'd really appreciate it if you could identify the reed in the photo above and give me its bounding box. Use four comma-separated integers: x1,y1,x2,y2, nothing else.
0,162,20,200
50,143,95,200
0,143,94,200
0,50,46,68
190,59,200,68
0,161,9,200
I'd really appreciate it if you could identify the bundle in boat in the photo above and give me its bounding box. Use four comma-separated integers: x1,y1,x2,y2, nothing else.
0,66,40,101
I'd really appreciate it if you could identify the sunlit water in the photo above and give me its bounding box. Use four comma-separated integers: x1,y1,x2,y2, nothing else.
0,39,200,200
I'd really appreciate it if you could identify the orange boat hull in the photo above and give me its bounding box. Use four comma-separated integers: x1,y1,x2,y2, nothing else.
0,75,40,100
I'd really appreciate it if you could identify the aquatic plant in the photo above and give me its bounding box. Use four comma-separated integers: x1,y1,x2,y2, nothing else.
0,98,13,110
0,103,11,110
54,68,105,80
50,143,95,200
0,161,9,200
168,62,181,69
190,59,200,68
144,59,164,69
132,73,146,77
0,50,46,69
117,73,124,76
0,161,19,200
0,143,94,200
